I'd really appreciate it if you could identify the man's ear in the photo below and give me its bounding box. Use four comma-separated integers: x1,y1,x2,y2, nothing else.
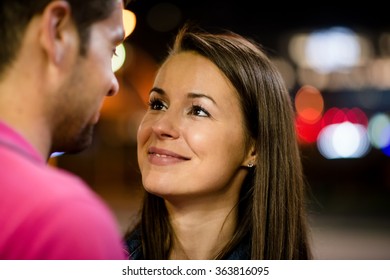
39,1,74,66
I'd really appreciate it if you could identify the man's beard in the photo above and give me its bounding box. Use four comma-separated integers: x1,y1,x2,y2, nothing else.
50,123,95,156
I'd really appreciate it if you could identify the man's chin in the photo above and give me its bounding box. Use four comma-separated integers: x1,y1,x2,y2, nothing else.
52,125,94,155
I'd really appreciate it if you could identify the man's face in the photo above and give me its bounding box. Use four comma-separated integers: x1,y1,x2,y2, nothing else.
51,1,125,154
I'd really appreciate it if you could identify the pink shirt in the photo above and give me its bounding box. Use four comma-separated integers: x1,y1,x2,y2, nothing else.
0,121,128,259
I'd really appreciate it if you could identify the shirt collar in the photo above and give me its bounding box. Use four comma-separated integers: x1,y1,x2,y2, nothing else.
0,120,44,164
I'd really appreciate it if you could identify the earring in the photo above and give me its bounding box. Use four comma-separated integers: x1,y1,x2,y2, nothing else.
247,162,254,168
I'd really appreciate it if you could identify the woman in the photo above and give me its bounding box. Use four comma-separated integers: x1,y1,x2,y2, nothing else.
125,24,312,260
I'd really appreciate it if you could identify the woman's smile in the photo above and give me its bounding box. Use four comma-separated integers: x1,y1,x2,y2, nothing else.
147,146,190,165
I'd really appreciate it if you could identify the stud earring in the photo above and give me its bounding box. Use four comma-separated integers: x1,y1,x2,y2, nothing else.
247,162,254,168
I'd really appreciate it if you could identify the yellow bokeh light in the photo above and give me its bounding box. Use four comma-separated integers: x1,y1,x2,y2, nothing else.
112,43,126,72
123,9,136,38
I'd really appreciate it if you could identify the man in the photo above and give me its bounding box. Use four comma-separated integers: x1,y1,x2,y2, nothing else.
0,0,128,259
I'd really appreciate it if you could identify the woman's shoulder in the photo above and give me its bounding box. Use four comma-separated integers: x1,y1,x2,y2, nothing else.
224,237,251,260
126,227,144,260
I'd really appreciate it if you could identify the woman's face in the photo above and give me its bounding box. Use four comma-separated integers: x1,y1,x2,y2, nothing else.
137,52,253,204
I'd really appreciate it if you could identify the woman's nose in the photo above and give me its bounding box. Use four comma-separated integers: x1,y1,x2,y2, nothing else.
151,110,180,139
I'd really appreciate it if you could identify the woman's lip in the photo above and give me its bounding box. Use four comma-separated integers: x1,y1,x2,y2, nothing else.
147,147,190,160
147,147,190,166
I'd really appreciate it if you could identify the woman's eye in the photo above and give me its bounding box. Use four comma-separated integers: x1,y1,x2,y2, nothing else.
190,105,210,117
148,98,166,111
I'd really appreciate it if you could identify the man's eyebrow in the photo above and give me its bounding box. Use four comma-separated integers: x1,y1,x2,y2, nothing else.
116,30,126,44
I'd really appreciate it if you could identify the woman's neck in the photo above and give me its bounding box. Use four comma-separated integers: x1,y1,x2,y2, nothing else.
167,203,238,260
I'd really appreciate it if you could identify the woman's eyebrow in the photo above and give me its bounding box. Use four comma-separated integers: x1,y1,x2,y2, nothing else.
149,87,165,95
187,92,216,105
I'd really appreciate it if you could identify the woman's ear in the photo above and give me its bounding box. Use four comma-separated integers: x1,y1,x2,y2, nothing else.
243,143,257,168
39,1,74,66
